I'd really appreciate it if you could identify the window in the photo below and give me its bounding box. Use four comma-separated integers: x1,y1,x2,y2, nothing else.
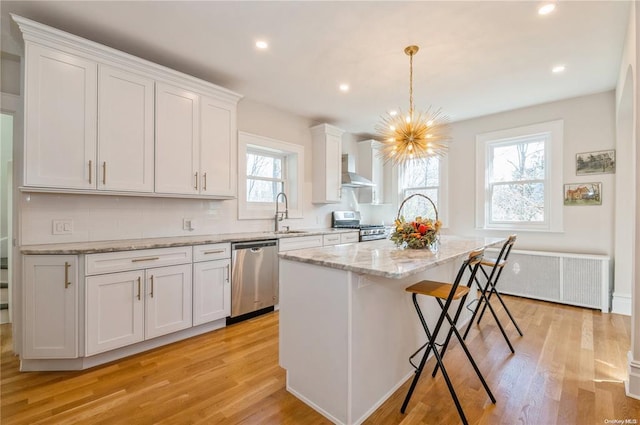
246,149,285,203
399,157,448,224
238,132,304,220
476,120,563,232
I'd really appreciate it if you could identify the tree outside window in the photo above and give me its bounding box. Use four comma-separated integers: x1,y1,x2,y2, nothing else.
400,157,440,221
488,136,546,224
246,150,285,203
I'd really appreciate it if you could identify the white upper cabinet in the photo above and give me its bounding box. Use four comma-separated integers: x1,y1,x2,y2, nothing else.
14,14,241,199
155,83,200,195
156,88,238,197
200,95,237,197
98,65,155,192
24,43,97,189
311,124,344,204
357,139,391,205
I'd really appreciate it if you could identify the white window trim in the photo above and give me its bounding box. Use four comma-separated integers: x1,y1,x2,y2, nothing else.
238,131,304,220
475,120,563,232
396,157,449,227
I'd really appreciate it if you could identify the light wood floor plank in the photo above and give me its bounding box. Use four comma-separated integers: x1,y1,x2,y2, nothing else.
3,296,640,424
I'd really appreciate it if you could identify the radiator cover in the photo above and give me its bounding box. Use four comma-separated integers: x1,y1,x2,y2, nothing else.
486,248,611,312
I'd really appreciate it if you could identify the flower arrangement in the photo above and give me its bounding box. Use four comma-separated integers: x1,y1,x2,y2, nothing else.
392,193,441,249
390,216,442,249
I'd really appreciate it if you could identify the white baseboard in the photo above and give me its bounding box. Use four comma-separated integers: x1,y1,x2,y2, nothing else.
612,292,632,316
626,351,640,399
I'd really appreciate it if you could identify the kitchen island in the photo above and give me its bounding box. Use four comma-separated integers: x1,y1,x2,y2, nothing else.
278,235,505,425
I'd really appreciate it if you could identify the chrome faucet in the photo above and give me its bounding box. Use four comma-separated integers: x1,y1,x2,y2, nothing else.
275,191,289,232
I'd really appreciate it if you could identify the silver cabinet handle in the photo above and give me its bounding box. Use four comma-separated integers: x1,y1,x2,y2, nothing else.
131,257,159,263
137,276,141,300
64,261,71,288
203,249,224,255
150,275,154,298
88,160,92,184
226,264,230,282
102,161,106,185
194,172,198,190
203,172,207,191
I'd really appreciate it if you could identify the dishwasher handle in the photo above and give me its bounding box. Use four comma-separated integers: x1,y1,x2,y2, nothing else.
232,240,277,250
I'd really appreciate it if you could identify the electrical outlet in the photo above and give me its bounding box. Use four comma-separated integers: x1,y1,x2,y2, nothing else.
52,219,73,235
183,218,194,231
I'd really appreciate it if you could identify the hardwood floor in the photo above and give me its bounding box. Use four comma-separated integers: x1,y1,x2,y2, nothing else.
2,295,640,424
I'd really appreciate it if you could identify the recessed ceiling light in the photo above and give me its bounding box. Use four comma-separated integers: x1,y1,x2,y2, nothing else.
339,83,350,92
255,40,268,49
538,3,556,15
552,65,566,73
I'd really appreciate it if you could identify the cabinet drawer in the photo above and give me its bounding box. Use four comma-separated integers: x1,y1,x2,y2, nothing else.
193,243,231,262
278,235,323,252
323,234,341,246
86,246,192,275
340,232,359,244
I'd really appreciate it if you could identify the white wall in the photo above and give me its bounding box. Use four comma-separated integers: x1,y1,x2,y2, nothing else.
18,98,361,245
448,90,616,255
365,91,617,257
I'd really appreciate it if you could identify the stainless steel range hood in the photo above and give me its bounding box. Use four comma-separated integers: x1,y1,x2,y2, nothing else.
341,154,374,188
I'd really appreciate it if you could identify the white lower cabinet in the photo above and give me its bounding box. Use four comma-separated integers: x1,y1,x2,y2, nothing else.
192,243,231,326
85,247,193,356
86,270,144,354
23,255,78,359
86,264,192,356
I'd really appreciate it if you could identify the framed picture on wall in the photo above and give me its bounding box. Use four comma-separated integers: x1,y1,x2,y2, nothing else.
563,182,602,206
576,150,615,175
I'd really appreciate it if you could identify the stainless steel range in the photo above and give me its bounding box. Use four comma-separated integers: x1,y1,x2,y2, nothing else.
332,211,388,242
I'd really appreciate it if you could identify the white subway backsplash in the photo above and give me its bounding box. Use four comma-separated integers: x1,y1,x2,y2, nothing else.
19,190,356,245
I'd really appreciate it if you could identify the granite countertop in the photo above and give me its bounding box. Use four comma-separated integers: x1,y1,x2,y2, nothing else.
20,228,358,255
278,235,506,279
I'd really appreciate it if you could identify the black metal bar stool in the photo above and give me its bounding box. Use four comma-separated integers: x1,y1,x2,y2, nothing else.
401,249,496,425
463,235,523,352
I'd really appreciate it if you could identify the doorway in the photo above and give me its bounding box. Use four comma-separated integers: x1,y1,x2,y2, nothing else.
1,111,13,323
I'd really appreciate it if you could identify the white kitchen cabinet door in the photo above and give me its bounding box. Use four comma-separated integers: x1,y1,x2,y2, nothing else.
23,255,78,359
155,83,200,195
193,259,230,326
200,96,236,197
97,65,154,192
340,232,360,244
311,124,343,203
357,140,390,205
24,43,97,189
86,270,145,355
145,264,193,339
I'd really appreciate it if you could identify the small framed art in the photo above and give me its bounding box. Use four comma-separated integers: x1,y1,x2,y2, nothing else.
563,182,602,206
576,150,615,175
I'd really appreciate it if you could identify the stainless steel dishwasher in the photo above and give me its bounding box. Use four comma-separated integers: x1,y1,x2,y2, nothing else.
230,240,278,318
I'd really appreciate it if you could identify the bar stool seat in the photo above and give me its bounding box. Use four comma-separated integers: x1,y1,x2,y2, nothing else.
463,235,523,353
406,281,470,300
400,249,496,425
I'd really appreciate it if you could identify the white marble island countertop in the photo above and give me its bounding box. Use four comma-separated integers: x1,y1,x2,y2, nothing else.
278,235,506,279
20,228,357,254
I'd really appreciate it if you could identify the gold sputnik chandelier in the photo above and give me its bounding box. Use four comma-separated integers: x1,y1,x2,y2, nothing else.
376,45,451,165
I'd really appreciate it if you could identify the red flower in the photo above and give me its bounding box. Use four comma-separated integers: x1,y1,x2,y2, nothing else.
418,224,427,235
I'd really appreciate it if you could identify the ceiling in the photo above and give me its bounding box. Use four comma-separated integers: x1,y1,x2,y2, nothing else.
0,1,631,138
